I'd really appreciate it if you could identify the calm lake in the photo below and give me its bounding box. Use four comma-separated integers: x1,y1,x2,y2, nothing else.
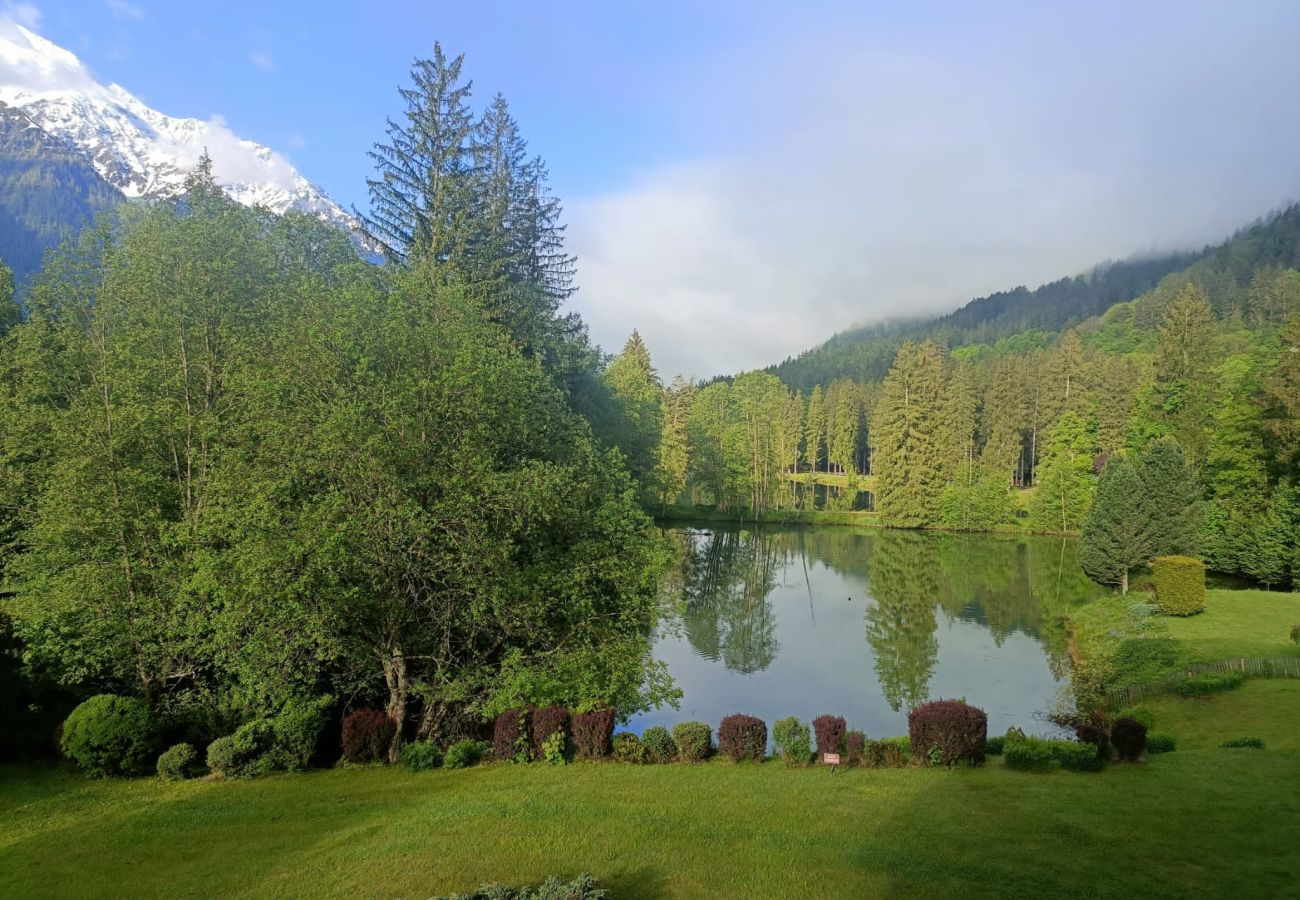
629,526,1103,740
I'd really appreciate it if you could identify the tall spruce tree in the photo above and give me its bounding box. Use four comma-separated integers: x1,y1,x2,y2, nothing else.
1136,437,1201,557
1029,411,1096,534
1079,455,1153,594
871,341,946,527
804,386,826,473
654,376,694,511
604,331,663,493
1152,284,1218,465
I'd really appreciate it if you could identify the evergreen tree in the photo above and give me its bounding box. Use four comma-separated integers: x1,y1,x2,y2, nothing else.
1136,437,1201,557
1079,455,1153,594
938,362,978,484
654,376,694,511
604,331,663,493
1263,311,1300,471
804,385,826,473
1152,284,1218,465
1243,487,1294,588
871,341,946,526
1029,411,1096,533
0,261,18,337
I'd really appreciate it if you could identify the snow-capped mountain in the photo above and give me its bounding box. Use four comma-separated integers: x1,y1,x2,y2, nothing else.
0,22,367,242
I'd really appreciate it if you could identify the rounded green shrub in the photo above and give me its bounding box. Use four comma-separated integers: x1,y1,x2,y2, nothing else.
772,716,811,766
1003,736,1054,772
1051,740,1104,772
671,722,712,762
206,736,239,776
640,725,676,763
271,695,331,771
1151,555,1206,616
1146,733,1176,754
1290,623,1299,646
400,740,443,771
156,742,198,781
61,694,158,777
444,739,488,769
612,732,647,764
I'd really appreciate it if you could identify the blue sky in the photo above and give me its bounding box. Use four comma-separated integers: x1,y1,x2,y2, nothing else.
11,1,1300,375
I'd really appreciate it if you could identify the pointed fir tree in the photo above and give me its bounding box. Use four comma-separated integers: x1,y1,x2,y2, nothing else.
1029,411,1096,534
1136,437,1202,557
871,340,946,527
1079,455,1153,594
604,331,663,492
654,376,694,511
804,385,826,474
0,261,17,337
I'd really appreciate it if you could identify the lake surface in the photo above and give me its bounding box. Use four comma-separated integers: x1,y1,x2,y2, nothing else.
629,526,1103,740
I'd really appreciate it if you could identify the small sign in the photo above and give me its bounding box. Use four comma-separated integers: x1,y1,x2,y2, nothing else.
823,753,841,765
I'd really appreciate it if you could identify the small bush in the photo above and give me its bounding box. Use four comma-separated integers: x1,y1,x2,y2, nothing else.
984,736,1004,755
541,731,567,765
529,706,569,758
1146,733,1176,754
229,720,278,776
341,709,396,764
671,722,712,762
432,873,607,900
271,695,331,771
156,743,198,781
572,709,615,760
908,700,987,766
1151,555,1206,615
812,715,846,757
1003,737,1055,772
1110,717,1148,761
1221,736,1265,749
876,740,907,768
641,726,676,763
493,709,531,763
60,694,158,777
1051,740,1104,772
1177,671,1244,697
717,714,766,762
772,716,811,766
445,739,489,769
400,741,443,771
844,730,866,766
612,732,647,764
1291,624,1300,645
206,736,239,776
1116,705,1154,729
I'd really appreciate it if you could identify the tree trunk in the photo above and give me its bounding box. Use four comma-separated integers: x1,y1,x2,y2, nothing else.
381,638,408,764
1120,568,1129,595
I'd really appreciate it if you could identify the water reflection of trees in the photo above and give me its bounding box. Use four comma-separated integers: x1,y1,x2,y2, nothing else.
862,531,940,712
665,529,783,674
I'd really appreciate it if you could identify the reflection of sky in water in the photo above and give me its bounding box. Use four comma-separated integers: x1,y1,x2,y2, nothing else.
629,533,1070,741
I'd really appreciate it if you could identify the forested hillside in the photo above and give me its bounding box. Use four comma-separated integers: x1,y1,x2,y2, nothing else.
601,204,1300,591
0,102,123,287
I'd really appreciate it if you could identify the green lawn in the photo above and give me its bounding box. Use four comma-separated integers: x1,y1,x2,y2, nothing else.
4,688,1300,899
1143,679,1300,751
1164,589,1300,663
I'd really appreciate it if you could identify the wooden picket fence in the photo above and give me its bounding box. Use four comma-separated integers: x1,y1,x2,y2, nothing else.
1105,656,1300,708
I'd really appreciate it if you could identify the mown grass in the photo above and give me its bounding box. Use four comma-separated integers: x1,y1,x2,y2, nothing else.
1142,679,1300,751
1163,589,1300,663
3,686,1300,900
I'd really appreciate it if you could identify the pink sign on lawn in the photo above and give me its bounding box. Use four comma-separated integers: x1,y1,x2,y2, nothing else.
823,753,841,765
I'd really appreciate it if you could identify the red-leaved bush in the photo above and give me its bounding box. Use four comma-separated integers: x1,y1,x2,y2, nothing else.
493,709,530,761
1110,717,1147,762
529,705,569,756
572,708,615,759
341,709,395,763
717,714,767,762
907,700,987,766
844,731,866,766
813,715,846,757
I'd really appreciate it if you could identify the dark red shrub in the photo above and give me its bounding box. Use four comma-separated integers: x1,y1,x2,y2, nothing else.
717,714,767,762
844,731,866,766
341,709,395,763
493,709,530,761
907,700,987,766
572,708,615,759
813,715,846,757
1110,717,1147,762
528,705,569,757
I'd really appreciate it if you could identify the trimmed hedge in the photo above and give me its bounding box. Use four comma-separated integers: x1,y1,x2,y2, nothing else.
156,742,198,781
812,715,846,757
772,717,811,766
494,709,531,762
400,741,443,771
641,726,676,763
717,714,766,762
1111,717,1148,761
61,694,158,777
444,739,489,768
672,722,712,762
341,709,395,764
865,739,907,768
1052,740,1105,772
1147,733,1176,754
572,709,615,759
844,730,866,766
1003,737,1055,772
529,706,569,757
1178,671,1244,697
1152,555,1206,616
612,732,647,764
907,700,987,766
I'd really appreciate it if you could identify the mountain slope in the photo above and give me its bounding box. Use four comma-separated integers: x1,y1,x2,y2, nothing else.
0,23,367,259
0,101,123,284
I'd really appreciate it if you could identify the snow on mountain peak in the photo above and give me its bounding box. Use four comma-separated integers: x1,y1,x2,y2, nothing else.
0,20,369,244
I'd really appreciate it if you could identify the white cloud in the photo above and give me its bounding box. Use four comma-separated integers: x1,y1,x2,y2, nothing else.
247,50,274,73
105,0,142,21
1,2,40,29
566,7,1300,379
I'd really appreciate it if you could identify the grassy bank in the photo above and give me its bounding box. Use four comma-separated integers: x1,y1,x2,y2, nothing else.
3,687,1299,899
1163,590,1300,663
